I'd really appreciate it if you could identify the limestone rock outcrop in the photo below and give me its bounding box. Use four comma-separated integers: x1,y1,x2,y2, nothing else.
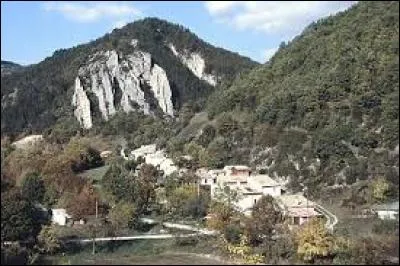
168,43,217,86
72,47,174,129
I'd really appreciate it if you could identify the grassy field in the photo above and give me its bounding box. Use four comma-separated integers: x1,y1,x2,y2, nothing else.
37,238,230,265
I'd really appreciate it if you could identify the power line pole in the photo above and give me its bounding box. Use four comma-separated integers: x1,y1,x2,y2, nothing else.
197,179,200,198
91,187,98,255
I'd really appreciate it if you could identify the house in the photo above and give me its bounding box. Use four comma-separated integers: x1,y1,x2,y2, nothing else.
51,208,72,226
235,187,264,216
275,194,322,226
372,201,399,220
196,168,217,186
206,166,283,209
223,165,252,176
130,144,157,160
217,174,249,188
208,169,225,178
247,174,282,197
131,146,178,177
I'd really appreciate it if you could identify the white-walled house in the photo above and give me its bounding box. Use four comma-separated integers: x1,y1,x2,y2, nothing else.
247,174,282,197
373,201,399,220
130,144,157,160
236,187,264,216
203,167,283,215
223,165,252,176
159,157,178,176
51,209,72,226
130,145,178,177
275,194,322,226
196,168,217,186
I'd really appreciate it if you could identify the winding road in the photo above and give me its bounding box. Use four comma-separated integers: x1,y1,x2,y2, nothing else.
314,204,338,231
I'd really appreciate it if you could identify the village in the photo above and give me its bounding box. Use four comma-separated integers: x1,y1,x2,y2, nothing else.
125,144,330,229
49,143,398,232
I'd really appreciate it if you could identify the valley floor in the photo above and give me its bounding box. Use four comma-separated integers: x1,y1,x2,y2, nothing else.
35,238,234,265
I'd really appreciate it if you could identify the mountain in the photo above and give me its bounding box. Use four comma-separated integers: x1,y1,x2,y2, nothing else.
1,17,258,134
1,60,23,76
173,1,398,199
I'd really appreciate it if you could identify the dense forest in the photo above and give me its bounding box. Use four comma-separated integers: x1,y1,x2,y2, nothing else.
163,1,399,201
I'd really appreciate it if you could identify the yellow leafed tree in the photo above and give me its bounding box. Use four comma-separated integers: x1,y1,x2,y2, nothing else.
295,218,336,262
371,177,390,202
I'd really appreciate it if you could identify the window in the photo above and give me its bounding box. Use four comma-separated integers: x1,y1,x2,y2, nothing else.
204,179,207,184
213,178,216,184
294,217,300,225
254,199,257,204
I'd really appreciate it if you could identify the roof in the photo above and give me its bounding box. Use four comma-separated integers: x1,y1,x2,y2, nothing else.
287,207,321,217
208,169,225,176
130,144,157,156
234,186,263,195
224,165,251,171
276,194,315,208
373,201,399,211
248,174,280,187
219,174,248,183
51,208,72,218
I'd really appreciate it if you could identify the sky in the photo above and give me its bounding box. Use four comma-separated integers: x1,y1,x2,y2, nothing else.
1,1,357,65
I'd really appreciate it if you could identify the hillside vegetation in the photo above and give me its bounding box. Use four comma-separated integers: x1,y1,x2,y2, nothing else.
168,1,399,201
1,18,257,135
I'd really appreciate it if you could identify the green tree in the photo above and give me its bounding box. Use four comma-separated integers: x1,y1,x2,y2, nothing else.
197,125,216,147
167,184,209,218
207,185,242,230
245,195,283,246
108,201,136,231
21,172,45,203
101,163,135,203
1,188,48,241
135,164,159,214
36,225,61,254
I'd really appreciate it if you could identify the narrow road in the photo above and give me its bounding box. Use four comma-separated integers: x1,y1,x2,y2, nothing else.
65,233,203,243
140,218,218,236
3,218,218,246
314,204,338,231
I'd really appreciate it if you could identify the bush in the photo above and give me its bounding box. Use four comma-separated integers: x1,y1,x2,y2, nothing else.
223,224,242,244
372,219,399,235
174,236,199,246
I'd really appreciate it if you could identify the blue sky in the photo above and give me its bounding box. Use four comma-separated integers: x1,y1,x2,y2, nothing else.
1,1,356,65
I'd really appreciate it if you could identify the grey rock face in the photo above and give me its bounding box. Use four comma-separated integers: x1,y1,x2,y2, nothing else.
72,47,174,128
168,43,217,86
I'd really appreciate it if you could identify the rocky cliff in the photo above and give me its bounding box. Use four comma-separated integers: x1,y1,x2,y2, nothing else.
72,47,174,129
168,44,217,86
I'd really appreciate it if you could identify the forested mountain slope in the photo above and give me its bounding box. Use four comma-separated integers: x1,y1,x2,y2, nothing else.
1,18,258,134
169,1,399,200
